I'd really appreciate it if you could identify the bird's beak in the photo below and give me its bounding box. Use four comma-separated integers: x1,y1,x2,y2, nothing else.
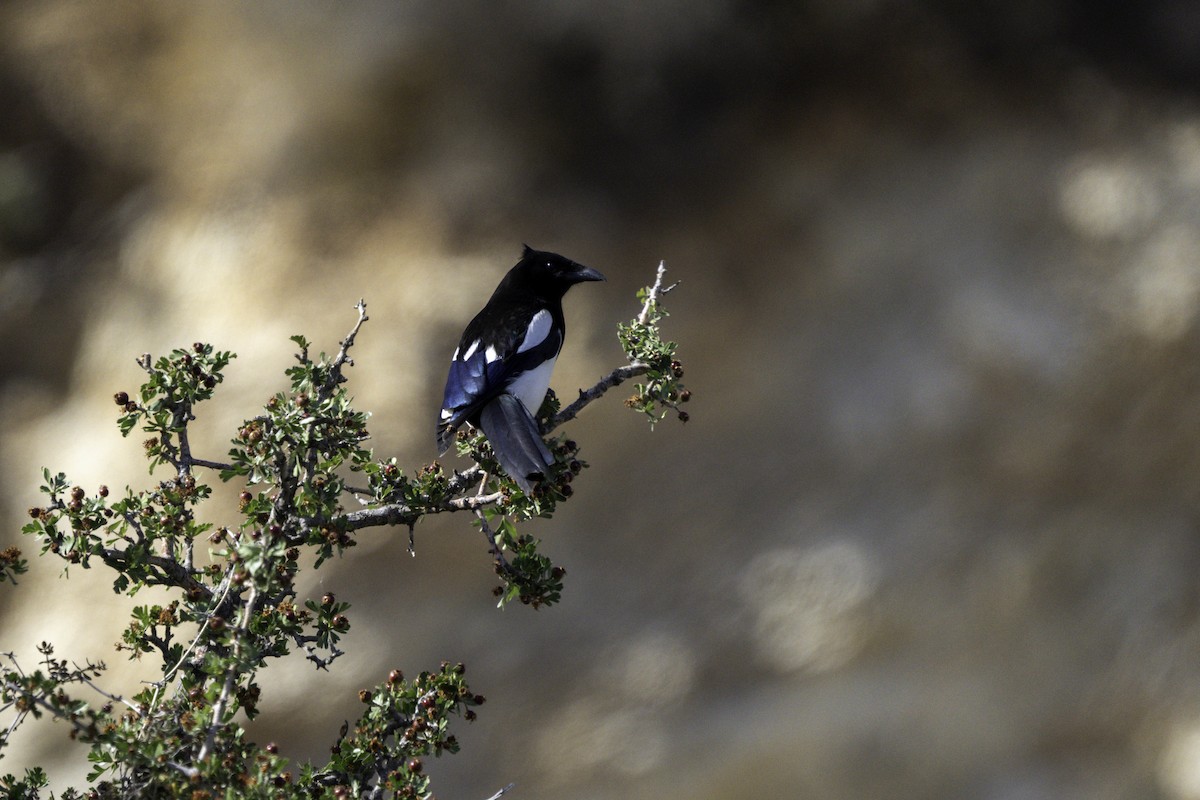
574,266,606,283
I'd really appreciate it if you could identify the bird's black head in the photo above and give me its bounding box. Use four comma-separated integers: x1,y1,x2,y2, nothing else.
505,245,605,299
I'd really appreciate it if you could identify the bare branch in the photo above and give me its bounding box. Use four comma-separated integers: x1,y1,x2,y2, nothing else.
471,474,511,574
637,260,677,325
483,783,517,800
78,670,142,717
326,299,369,392
190,457,235,472
546,363,649,432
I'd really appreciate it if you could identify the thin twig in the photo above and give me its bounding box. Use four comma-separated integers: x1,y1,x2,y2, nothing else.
473,475,512,574
546,363,649,432
452,491,505,510
637,260,677,325
483,784,517,800
0,680,95,738
198,584,258,762
144,570,235,726
326,299,369,392
78,671,142,716
189,457,235,472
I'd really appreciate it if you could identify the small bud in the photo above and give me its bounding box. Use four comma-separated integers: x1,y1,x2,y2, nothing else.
358,690,372,704
70,486,84,501
678,411,689,423
550,566,566,580
98,485,109,497
473,694,486,705
680,389,691,402
266,742,279,755
27,507,40,519
124,401,138,413
332,614,349,630
465,709,477,721
408,758,423,774
561,484,573,498
113,391,129,406
388,669,404,685
322,593,335,607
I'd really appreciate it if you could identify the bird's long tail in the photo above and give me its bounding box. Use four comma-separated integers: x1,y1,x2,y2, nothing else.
478,393,554,493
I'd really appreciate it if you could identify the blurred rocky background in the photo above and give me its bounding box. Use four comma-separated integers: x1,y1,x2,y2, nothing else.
5,1,1200,798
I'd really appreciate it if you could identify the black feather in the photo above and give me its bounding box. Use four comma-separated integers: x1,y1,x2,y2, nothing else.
477,394,554,493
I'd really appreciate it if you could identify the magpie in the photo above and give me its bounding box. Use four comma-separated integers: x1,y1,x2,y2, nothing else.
437,246,605,492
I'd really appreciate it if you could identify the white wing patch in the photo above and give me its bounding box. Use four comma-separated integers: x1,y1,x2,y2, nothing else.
485,344,500,363
517,309,553,354
460,340,481,361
